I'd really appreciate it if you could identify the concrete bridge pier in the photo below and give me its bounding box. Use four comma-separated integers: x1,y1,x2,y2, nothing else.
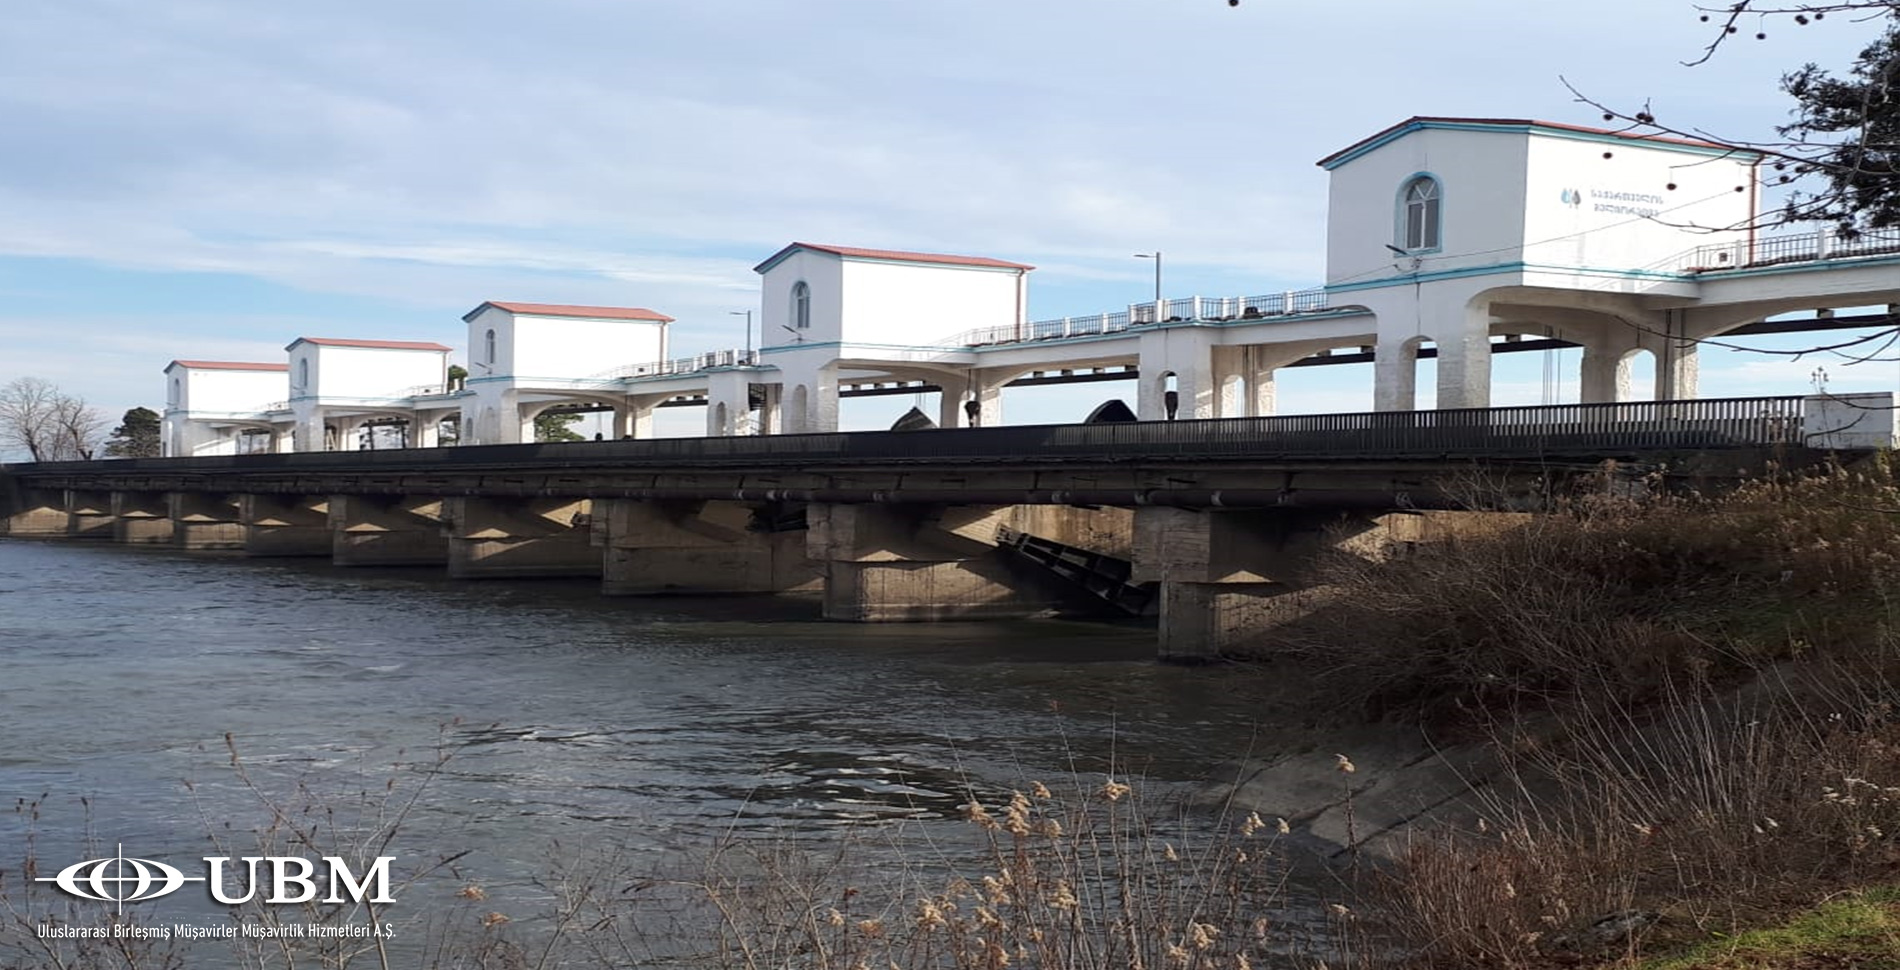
241,494,332,556
63,490,115,539
597,498,816,595
1134,507,1530,662
1133,507,1388,663
329,495,449,566
110,491,172,544
1,486,70,537
808,503,1075,621
444,496,600,578
170,492,245,550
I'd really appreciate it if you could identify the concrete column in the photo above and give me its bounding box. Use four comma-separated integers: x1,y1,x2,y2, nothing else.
937,377,971,429
1435,305,1493,410
1658,341,1700,400
241,494,332,557
65,490,114,540
598,498,817,595
1132,507,1352,662
293,411,325,453
1579,345,1621,404
630,399,657,439
272,426,295,453
111,491,172,544
170,492,245,550
329,495,449,566
1373,339,1419,412
1137,331,1217,421
808,503,1069,621
1,486,68,537
705,370,751,437
809,371,842,433
755,384,783,436
444,496,600,579
415,416,440,448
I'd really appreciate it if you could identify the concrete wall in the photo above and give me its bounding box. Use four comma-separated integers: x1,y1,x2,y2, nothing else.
1326,126,1531,285
1522,133,1755,275
516,314,665,380
290,344,446,402
839,259,1022,346
1325,123,1757,286
759,249,845,348
168,367,285,414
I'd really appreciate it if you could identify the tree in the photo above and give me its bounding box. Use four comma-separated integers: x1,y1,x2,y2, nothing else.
1776,17,1900,234
1568,4,1900,237
534,410,585,443
104,406,162,458
447,364,468,392
0,377,59,460
0,377,103,461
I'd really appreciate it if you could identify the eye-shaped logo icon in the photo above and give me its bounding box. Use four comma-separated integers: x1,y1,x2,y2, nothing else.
37,845,203,913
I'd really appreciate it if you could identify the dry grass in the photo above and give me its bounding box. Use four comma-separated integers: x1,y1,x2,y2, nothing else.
1279,457,1900,725
1288,457,1900,967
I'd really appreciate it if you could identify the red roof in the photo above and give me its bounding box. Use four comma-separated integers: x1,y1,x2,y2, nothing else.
465,301,675,323
165,360,289,372
754,242,1035,274
1316,116,1759,169
285,337,453,352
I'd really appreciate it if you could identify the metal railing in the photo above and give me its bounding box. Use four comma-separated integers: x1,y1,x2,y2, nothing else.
589,348,757,382
1676,227,1900,273
20,397,1810,476
945,287,1333,349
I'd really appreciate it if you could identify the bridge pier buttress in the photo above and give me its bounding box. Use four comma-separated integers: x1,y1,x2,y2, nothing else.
1,485,71,537
1135,507,1535,662
241,494,333,557
169,492,246,550
597,498,817,595
60,490,114,540
110,491,172,545
808,503,1074,621
329,495,450,567
444,496,601,579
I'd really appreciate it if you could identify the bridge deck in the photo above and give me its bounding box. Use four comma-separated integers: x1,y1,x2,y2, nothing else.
21,397,1808,480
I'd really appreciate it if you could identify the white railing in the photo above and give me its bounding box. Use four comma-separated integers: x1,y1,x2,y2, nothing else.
1674,226,1900,274
259,401,289,413
588,348,757,382
941,287,1332,349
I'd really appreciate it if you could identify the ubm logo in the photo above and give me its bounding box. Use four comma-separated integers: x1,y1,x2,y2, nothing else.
38,844,396,913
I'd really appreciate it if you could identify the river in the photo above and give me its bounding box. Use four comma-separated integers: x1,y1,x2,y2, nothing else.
0,538,1327,966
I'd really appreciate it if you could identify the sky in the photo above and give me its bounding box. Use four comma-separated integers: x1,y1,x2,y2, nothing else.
0,0,1893,444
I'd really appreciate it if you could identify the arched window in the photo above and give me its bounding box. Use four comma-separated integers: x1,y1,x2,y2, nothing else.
169,378,181,406
1400,176,1442,251
791,281,811,330
484,329,497,364
296,359,309,390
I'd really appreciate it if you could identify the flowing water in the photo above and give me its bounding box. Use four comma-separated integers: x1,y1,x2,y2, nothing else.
0,538,1326,964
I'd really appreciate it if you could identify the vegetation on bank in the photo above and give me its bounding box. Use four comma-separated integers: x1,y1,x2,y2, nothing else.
1270,455,1900,967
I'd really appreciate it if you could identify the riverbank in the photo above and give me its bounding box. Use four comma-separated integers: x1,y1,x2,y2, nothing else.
1212,456,1900,967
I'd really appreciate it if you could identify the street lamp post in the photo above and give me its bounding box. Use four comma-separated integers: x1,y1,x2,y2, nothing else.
730,310,753,362
1134,251,1162,320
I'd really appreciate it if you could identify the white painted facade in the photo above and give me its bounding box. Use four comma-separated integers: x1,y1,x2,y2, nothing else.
458,302,676,445
161,361,289,457
159,116,1900,452
755,243,1032,433
285,338,452,452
